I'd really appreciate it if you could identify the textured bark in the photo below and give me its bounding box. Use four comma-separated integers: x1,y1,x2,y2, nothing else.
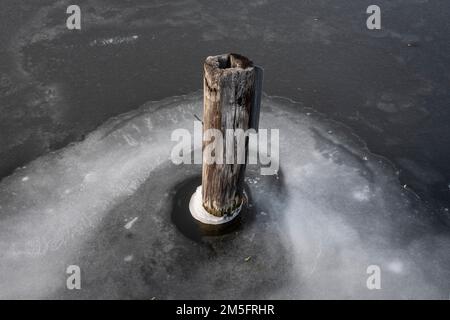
202,53,258,217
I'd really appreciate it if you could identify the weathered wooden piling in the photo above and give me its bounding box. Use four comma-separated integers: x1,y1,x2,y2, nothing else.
201,53,263,217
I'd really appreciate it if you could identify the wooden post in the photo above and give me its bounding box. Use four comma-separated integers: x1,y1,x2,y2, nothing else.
201,53,262,217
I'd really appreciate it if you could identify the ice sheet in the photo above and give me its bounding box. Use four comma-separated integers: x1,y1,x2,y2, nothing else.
0,92,448,299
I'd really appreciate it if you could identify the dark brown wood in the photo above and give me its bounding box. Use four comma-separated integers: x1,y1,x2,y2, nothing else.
202,53,260,217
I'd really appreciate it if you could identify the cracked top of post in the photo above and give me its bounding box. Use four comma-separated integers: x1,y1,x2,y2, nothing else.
204,53,254,88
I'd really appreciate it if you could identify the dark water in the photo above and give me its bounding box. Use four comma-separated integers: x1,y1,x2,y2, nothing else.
170,165,285,242
0,0,449,214
170,175,249,242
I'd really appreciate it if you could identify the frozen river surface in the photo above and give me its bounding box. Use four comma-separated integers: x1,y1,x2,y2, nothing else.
0,93,448,299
